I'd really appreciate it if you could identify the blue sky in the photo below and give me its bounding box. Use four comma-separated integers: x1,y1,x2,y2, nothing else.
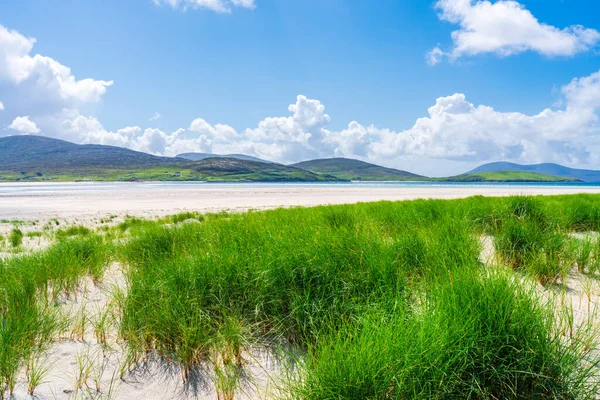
1,0,600,175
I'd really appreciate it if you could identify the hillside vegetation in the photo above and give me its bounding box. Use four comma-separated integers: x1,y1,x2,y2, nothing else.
184,157,339,182
178,152,271,163
446,170,581,182
292,157,425,181
469,162,600,182
0,135,597,183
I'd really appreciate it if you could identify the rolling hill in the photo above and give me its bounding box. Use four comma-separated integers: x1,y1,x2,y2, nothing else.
184,158,340,182
0,135,595,183
291,158,425,181
468,162,600,183
0,135,340,182
178,152,272,163
445,171,581,183
0,135,175,170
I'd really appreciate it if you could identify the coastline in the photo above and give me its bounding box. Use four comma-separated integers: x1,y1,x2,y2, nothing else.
3,181,600,221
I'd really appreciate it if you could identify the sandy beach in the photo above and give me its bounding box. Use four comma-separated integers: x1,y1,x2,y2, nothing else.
2,184,600,399
3,182,600,221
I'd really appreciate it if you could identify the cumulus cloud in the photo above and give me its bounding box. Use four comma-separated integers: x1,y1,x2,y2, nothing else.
0,101,4,111
40,108,212,156
9,116,40,134
0,24,113,103
429,0,600,64
18,68,600,175
0,24,113,123
153,0,255,13
189,118,238,141
3,23,600,175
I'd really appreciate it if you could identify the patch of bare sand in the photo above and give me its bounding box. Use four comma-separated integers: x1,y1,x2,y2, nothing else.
9,263,288,400
4,182,600,222
480,234,600,348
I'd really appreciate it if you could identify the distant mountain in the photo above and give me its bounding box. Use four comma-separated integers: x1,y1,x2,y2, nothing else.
468,162,600,183
0,135,175,170
0,135,341,182
445,171,581,183
185,158,341,182
292,158,425,181
178,152,272,163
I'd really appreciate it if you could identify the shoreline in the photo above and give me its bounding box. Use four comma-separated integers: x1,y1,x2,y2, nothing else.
3,182,600,221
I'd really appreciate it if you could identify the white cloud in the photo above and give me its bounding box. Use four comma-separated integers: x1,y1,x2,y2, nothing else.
0,101,4,111
0,24,113,120
2,23,600,175
149,111,161,121
44,108,212,156
430,0,600,63
9,116,40,134
22,68,600,175
0,24,113,103
426,46,447,66
153,0,255,13
189,118,238,141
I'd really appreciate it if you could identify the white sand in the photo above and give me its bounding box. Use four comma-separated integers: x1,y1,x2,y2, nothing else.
9,264,287,400
2,182,600,221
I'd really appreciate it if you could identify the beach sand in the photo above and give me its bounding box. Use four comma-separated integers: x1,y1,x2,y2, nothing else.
3,183,600,399
3,182,600,221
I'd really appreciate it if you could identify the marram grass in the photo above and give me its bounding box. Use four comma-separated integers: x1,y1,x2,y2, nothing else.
4,195,600,398
0,234,111,397
116,195,600,398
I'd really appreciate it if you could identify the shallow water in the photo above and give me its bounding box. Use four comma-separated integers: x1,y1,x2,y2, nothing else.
2,180,600,196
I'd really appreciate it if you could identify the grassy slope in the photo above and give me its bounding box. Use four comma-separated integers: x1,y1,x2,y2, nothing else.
0,136,588,183
0,158,343,182
444,170,581,182
292,158,425,181
0,136,337,182
469,161,600,182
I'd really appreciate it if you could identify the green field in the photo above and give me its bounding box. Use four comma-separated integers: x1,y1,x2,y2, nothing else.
2,195,600,398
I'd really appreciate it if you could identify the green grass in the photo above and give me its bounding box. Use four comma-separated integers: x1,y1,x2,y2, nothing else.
0,234,111,396
4,194,600,398
114,195,600,398
293,270,597,399
25,231,43,238
8,228,24,248
56,225,92,239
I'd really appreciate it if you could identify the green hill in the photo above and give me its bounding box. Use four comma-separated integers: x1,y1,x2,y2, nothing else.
291,158,425,181
445,171,581,182
468,162,600,182
183,158,341,182
0,136,589,183
0,135,175,170
0,136,342,182
178,152,272,163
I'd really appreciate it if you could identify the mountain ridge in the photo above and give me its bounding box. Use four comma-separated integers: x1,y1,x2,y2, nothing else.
1,135,598,183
